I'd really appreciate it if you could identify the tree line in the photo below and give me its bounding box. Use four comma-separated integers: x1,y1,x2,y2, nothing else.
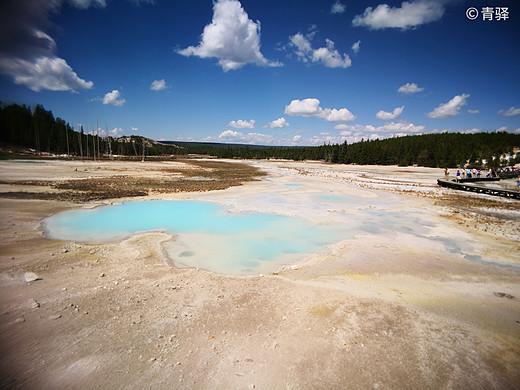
0,103,183,158
175,133,520,168
1,102,519,168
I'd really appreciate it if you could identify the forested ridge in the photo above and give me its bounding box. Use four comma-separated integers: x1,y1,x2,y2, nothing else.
0,103,182,158
1,102,519,168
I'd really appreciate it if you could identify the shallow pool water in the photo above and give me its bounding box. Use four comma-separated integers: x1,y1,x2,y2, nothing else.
42,193,513,274
317,195,354,202
43,200,351,275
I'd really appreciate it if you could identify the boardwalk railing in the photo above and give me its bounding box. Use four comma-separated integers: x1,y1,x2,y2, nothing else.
437,176,520,199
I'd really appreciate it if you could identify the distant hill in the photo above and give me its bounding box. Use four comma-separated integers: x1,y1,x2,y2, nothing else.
162,141,275,150
1,102,519,168
161,140,290,158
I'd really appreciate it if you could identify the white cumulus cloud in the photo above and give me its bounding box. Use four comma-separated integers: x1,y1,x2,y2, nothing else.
499,107,520,117
311,39,352,68
212,120,430,146
427,94,469,119
265,117,289,128
376,106,404,120
217,130,304,146
177,0,280,71
228,119,255,129
284,98,355,123
468,109,479,114
321,108,356,122
333,124,351,131
375,121,425,133
103,89,126,106
352,0,446,30
331,1,346,14
333,121,425,142
0,56,93,92
289,33,313,62
109,127,124,137
398,82,424,94
285,98,323,117
289,34,351,68
150,79,167,91
218,130,275,144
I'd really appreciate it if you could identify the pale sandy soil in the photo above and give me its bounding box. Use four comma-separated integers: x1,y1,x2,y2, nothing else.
0,159,519,389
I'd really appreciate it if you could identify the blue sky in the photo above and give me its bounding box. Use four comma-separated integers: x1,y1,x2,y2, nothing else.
0,0,519,145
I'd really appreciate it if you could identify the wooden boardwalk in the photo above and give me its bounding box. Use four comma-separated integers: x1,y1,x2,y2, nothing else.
437,177,520,200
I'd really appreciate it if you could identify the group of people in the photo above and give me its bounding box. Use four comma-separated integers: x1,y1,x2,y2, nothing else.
454,168,484,180
443,166,520,182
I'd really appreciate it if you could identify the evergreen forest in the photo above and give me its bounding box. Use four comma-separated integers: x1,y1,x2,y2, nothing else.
0,103,182,158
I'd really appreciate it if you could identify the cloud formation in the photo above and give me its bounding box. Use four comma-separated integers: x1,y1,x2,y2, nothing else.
312,40,352,68
217,129,307,146
334,121,425,134
228,119,256,129
212,122,512,147
218,130,276,145
150,79,167,91
499,107,520,117
289,34,351,68
285,98,322,117
427,94,469,119
289,33,313,62
68,0,108,9
177,0,280,71
264,117,289,128
323,108,356,122
304,120,427,145
0,0,94,92
331,1,346,14
103,89,126,106
376,106,404,120
211,120,499,146
352,0,445,30
285,98,356,123
398,82,424,94
0,56,93,92
109,127,124,137
351,40,361,54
